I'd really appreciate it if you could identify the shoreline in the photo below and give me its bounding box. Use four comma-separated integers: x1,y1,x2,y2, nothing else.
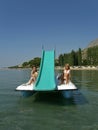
55,66,98,71
1,66,98,71
0,67,31,71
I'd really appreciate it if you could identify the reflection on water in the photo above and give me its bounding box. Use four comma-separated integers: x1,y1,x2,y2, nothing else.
73,90,88,105
33,90,88,106
33,91,75,106
71,70,98,91
0,69,98,130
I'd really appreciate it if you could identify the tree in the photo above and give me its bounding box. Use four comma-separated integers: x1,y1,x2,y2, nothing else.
22,62,29,67
87,46,98,66
70,50,76,66
29,57,41,67
78,48,82,66
55,59,59,66
58,54,64,66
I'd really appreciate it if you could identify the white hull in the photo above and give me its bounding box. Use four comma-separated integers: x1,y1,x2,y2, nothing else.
57,81,77,90
16,83,34,91
16,81,77,91
57,81,77,98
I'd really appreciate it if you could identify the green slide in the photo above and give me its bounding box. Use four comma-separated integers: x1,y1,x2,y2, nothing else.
34,50,56,91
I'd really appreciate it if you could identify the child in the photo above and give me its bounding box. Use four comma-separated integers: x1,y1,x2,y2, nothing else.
63,64,71,84
57,64,70,85
27,66,38,85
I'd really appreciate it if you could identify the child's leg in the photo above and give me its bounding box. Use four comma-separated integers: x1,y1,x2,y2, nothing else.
27,77,34,85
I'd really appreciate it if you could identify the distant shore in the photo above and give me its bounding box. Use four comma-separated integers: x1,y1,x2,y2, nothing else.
1,66,98,71
55,66,98,70
0,67,31,70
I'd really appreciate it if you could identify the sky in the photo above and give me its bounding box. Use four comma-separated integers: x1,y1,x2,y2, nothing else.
0,0,98,67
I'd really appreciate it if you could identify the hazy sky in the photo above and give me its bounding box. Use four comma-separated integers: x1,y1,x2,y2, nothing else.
0,0,98,67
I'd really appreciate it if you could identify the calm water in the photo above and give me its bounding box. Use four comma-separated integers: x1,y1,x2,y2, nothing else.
0,69,98,130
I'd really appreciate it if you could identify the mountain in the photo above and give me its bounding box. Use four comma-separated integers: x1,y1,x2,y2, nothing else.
87,38,98,48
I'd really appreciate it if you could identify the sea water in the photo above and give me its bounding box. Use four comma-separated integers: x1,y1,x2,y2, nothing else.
0,69,98,130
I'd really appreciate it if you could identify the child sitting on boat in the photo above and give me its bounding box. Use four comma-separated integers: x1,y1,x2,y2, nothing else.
57,64,71,84
63,64,71,84
27,66,38,85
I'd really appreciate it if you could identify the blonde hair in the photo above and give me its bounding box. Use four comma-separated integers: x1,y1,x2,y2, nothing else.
65,64,70,69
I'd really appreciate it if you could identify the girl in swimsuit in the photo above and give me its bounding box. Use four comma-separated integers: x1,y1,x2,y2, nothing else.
27,66,38,85
63,64,71,84
57,64,71,85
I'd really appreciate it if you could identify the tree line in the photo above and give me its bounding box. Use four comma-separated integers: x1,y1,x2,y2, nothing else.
9,46,98,68
58,46,98,66
86,46,98,66
58,48,82,66
22,57,41,68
